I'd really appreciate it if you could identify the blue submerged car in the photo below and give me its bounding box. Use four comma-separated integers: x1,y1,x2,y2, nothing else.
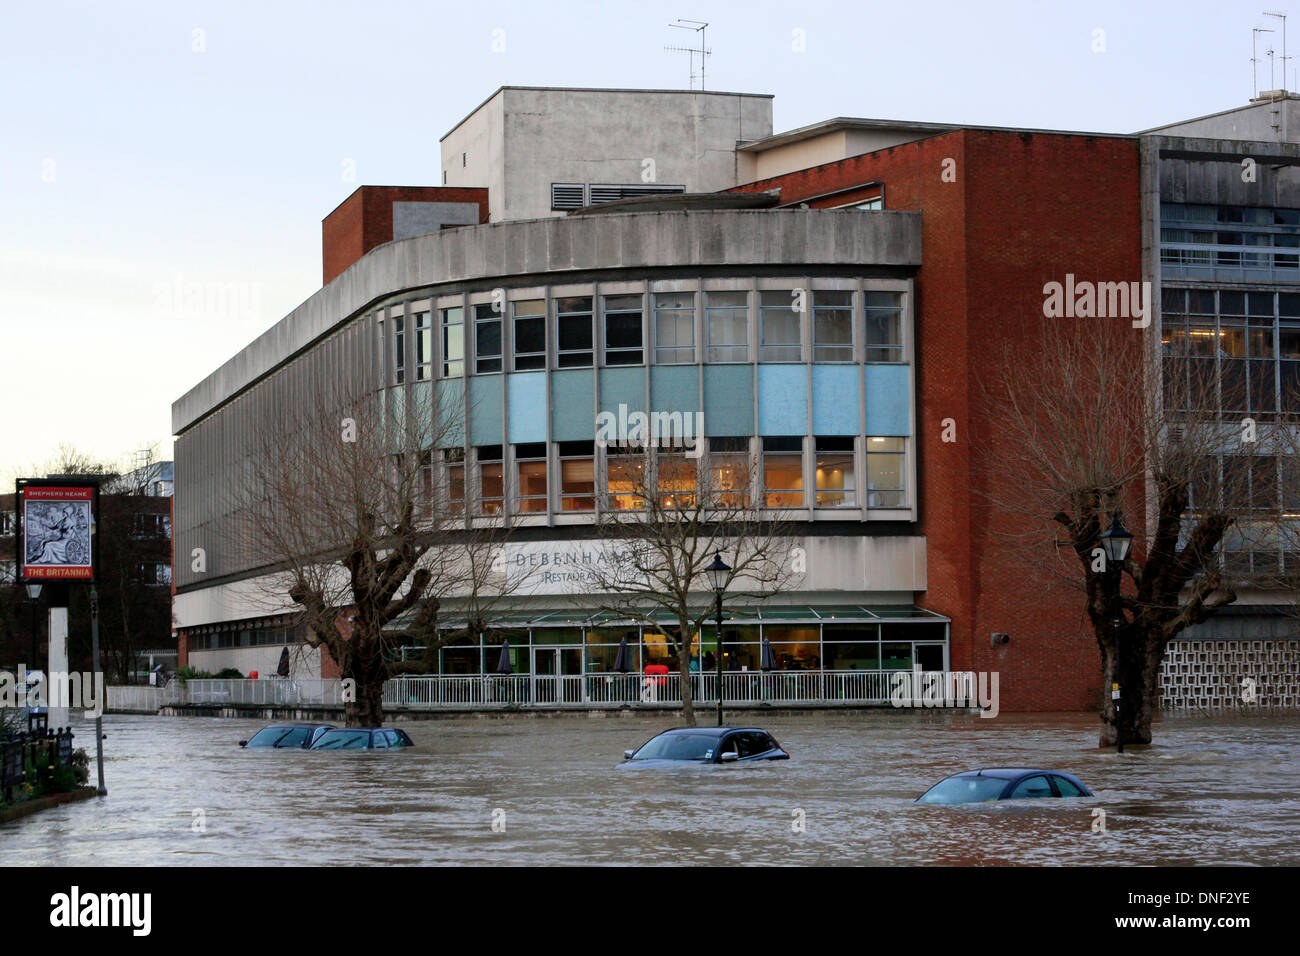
916,768,1093,804
308,727,415,750
618,727,789,767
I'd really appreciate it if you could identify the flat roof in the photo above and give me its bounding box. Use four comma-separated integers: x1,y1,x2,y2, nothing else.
441,85,774,143
738,115,1132,152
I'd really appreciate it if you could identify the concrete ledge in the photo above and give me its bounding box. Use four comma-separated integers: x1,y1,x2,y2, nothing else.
0,787,98,824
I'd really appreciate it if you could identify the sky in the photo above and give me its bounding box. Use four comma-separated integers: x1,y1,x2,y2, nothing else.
0,0,1288,479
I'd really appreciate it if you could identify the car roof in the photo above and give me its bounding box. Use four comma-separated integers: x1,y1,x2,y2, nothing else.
957,768,1068,780
264,722,333,729
655,726,770,737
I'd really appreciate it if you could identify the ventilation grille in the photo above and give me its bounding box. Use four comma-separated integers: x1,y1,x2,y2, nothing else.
551,183,587,210
588,183,687,205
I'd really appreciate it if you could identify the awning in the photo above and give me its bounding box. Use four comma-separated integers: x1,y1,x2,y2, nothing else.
391,604,949,631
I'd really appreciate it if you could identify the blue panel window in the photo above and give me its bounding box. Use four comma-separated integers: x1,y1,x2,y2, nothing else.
604,294,644,366
813,291,853,362
441,307,464,378
513,299,546,371
760,291,801,362
557,296,594,368
864,292,904,363
475,304,502,374
654,292,695,364
866,437,905,508
706,291,749,362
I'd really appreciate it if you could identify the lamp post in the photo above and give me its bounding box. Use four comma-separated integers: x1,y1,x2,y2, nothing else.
24,583,42,669
1100,515,1133,754
705,552,731,727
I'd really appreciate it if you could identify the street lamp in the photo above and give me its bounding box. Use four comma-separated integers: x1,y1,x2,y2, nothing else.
705,551,731,727
1099,515,1133,753
24,583,42,670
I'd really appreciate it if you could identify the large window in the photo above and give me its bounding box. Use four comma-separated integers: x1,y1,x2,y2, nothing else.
813,292,853,362
706,291,749,362
441,307,464,377
557,296,594,368
815,437,855,507
444,448,465,515
866,437,905,508
654,292,695,364
559,441,595,511
864,292,903,362
413,311,433,380
763,436,803,507
604,294,644,365
606,444,646,510
656,449,697,509
515,443,547,513
707,437,750,508
760,291,801,362
513,299,546,371
477,445,503,515
475,304,502,373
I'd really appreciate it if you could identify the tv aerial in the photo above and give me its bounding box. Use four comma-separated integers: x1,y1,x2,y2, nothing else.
665,19,710,90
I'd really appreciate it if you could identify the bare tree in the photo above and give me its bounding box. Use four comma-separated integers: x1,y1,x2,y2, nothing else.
584,439,795,726
974,315,1286,746
228,379,510,726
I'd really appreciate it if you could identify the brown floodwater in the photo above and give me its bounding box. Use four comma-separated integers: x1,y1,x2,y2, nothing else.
3,711,1298,865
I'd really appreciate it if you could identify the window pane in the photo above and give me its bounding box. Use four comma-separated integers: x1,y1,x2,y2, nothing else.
815,450,855,507
557,297,593,368
655,292,695,364
814,291,853,362
513,299,546,371
604,295,644,365
760,290,801,361
475,304,502,373
441,307,464,377
561,458,595,511
865,291,903,362
764,443,803,507
866,437,905,508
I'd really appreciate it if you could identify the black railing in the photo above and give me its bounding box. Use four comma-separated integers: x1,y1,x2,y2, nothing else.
0,727,77,804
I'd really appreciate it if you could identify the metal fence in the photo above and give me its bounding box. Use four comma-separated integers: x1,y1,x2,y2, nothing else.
1,727,78,802
107,671,930,712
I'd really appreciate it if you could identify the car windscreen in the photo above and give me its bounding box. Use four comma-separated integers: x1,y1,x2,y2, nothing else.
917,775,1008,804
247,726,309,748
310,731,371,750
633,733,718,761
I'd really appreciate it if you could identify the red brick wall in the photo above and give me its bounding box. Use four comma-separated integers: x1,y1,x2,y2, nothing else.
733,130,1141,710
321,186,490,285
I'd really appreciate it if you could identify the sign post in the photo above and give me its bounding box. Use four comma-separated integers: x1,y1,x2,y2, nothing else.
15,478,105,794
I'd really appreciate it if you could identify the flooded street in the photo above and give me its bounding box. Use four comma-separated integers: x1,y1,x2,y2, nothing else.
4,712,1298,866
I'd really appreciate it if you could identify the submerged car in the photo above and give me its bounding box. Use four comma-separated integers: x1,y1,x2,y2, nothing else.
239,722,335,749
915,768,1093,804
618,727,789,767
308,727,415,750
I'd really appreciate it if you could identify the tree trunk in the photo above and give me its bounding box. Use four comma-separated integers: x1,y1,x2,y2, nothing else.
1096,620,1157,748
678,658,696,727
339,624,387,727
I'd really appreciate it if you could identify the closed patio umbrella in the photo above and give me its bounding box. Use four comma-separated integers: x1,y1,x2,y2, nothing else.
276,646,290,677
494,640,513,675
760,637,777,672
612,637,631,673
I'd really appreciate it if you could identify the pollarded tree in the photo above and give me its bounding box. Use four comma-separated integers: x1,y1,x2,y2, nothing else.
230,379,509,726
976,313,1284,746
585,439,796,726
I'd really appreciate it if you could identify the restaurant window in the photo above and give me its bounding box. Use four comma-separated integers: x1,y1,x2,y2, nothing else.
559,441,595,511
604,294,644,365
760,291,801,362
606,444,647,510
444,448,465,515
707,437,750,508
763,436,803,507
477,446,503,515
813,291,853,362
441,307,464,377
515,443,548,513
656,447,697,509
654,292,695,364
413,311,433,380
706,291,749,362
475,303,502,373
393,315,406,384
866,437,905,508
815,437,855,507
557,296,594,368
864,291,904,362
513,299,546,371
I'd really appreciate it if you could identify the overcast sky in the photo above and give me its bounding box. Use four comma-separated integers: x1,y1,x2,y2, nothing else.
0,0,1285,478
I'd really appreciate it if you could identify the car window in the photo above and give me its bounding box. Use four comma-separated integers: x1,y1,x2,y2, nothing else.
312,731,370,750
372,732,388,749
277,727,311,747
1052,775,1084,797
1009,775,1054,799
386,730,410,747
917,776,1006,804
633,733,715,761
